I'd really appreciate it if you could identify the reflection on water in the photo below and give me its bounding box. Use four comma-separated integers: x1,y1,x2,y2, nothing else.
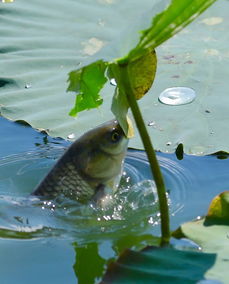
73,242,106,284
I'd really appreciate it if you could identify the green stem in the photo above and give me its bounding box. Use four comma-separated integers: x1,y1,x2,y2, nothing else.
118,63,170,246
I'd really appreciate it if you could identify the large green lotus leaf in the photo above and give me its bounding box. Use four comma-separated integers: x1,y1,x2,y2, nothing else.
101,246,216,283
0,0,228,155
0,0,160,138
136,0,229,154
174,221,229,283
173,192,229,283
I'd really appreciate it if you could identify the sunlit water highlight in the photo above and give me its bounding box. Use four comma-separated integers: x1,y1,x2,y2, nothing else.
0,147,228,243
158,87,196,105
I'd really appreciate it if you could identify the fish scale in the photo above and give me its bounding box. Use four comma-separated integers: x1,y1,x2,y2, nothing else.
34,159,95,202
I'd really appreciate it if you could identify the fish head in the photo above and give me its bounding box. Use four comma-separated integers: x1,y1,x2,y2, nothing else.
75,119,129,190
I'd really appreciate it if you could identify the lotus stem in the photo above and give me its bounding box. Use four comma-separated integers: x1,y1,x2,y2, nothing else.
118,62,170,246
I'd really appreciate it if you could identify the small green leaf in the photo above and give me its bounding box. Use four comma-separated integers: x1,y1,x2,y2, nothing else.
68,60,108,116
67,70,82,94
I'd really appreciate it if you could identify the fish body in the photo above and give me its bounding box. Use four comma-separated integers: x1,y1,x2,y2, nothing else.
33,120,128,203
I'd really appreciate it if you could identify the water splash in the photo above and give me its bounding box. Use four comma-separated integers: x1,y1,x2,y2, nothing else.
67,133,75,139
0,148,188,240
0,149,158,240
0,147,227,242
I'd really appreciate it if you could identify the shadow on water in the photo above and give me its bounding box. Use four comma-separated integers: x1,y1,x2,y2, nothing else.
0,140,228,283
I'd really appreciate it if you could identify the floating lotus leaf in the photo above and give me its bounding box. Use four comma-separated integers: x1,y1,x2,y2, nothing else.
173,191,229,283
0,0,228,154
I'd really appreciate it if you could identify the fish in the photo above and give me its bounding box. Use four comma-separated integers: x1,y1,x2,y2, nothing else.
32,120,129,203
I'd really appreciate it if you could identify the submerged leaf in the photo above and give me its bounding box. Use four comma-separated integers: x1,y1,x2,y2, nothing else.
68,60,108,116
102,246,216,284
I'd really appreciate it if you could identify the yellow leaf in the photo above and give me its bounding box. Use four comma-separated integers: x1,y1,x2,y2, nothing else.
207,191,229,220
128,49,157,100
126,116,134,138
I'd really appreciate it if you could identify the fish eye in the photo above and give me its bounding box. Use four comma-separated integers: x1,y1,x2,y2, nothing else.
110,130,121,143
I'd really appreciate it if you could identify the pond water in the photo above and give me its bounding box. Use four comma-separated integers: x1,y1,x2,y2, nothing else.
0,117,228,284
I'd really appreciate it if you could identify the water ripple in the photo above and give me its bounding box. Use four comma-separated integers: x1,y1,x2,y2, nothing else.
125,150,196,217
0,147,203,241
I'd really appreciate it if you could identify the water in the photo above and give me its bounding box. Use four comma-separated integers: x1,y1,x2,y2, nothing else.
110,78,117,86
24,84,31,89
0,118,228,283
158,87,196,105
0,147,213,239
0,149,161,240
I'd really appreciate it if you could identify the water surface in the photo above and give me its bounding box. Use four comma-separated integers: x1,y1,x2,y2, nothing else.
0,117,228,283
